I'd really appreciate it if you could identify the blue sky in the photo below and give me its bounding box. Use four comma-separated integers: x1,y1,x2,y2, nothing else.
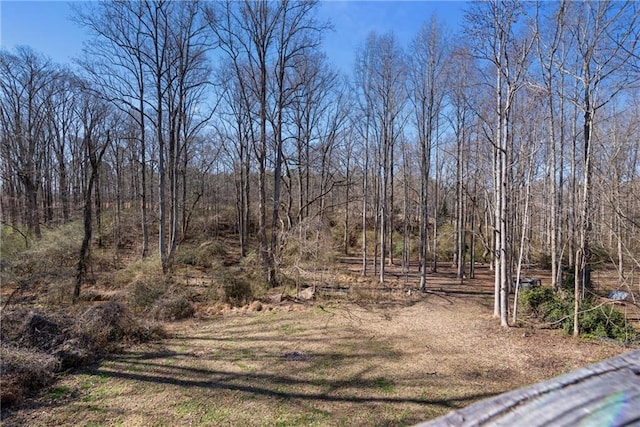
1,1,468,75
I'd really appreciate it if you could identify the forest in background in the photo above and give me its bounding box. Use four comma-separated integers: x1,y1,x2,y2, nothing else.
1,0,639,336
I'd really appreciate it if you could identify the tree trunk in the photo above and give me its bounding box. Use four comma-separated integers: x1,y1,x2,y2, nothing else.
362,123,369,276
75,132,110,303
75,184,93,303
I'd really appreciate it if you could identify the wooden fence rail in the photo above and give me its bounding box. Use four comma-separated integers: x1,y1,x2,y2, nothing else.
417,349,640,426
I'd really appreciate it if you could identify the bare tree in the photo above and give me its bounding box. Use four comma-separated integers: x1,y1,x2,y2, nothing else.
214,61,253,257
77,0,213,272
269,1,326,276
534,0,570,291
446,44,477,281
355,32,406,285
409,16,449,290
74,86,113,303
209,0,326,285
561,0,639,336
74,0,152,258
45,69,81,224
465,0,534,326
0,47,58,239
163,0,213,266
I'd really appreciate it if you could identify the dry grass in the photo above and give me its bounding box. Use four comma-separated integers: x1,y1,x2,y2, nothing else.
1,232,637,427
1,290,629,427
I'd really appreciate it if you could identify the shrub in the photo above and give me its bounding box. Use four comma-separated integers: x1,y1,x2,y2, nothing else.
111,255,163,287
519,286,557,317
438,248,455,263
0,303,164,406
195,241,227,268
531,251,552,269
187,209,238,239
0,344,60,405
0,225,28,262
14,221,82,277
281,218,336,269
223,276,254,306
560,266,594,293
74,302,164,353
239,251,266,283
570,301,637,342
519,287,638,343
128,279,166,313
150,295,195,321
561,267,575,292
45,280,75,307
175,241,228,269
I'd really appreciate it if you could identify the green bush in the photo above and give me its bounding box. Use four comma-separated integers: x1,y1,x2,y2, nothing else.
519,287,637,343
561,268,575,292
0,225,29,262
570,300,637,342
544,297,572,326
519,286,557,317
560,266,594,293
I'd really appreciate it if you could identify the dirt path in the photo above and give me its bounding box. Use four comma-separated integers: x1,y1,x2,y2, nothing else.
2,293,627,427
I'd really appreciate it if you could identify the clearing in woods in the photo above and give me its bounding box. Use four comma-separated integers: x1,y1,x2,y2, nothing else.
1,261,632,427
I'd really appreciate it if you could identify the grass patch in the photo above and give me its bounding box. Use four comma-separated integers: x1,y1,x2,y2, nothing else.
175,398,230,425
373,376,395,394
232,348,256,362
79,373,110,391
236,361,257,372
175,398,200,417
47,385,71,399
82,382,127,403
273,407,331,427
85,404,108,413
200,407,230,424
278,322,305,335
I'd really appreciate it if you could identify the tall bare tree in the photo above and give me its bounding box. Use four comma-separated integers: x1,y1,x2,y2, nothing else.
209,0,325,285
409,16,448,291
77,0,213,271
74,86,113,302
561,0,639,336
74,0,152,258
355,32,406,284
534,0,569,291
465,0,534,326
0,47,57,239
208,0,282,284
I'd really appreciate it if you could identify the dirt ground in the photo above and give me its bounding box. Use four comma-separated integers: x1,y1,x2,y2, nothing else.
2,261,632,427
